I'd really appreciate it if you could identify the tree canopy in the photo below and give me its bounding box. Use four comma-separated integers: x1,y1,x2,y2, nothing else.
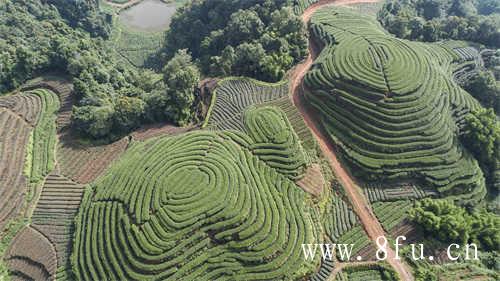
163,0,307,82
410,198,500,250
0,0,200,139
462,108,500,165
378,0,500,47
462,70,500,113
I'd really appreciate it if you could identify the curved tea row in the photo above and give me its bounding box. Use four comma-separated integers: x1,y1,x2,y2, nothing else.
72,118,318,280
304,8,486,204
205,78,288,131
244,106,307,180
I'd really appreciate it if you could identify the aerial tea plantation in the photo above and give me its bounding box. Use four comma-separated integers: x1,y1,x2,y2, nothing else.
72,107,319,280
304,7,486,204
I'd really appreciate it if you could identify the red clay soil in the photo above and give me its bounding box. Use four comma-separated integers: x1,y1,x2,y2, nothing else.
292,1,414,280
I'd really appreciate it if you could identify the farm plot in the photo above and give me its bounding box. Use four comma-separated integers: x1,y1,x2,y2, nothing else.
72,117,320,280
294,0,321,14
21,76,75,131
334,263,398,281
308,258,334,281
204,78,288,131
26,90,60,186
322,192,375,262
297,164,325,196
372,200,412,232
30,173,86,280
336,225,373,261
131,123,194,141
432,262,498,280
0,93,42,126
323,193,357,242
57,132,130,184
263,96,317,152
0,110,31,230
363,182,437,202
109,20,163,68
304,8,486,205
0,89,59,230
4,226,57,281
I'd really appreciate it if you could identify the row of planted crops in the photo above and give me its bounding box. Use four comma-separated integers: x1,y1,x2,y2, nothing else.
1,4,495,281
304,8,486,205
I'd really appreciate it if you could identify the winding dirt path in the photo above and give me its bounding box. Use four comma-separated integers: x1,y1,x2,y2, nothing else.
292,1,414,280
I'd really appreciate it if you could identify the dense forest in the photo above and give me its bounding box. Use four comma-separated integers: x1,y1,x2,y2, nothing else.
379,0,500,47
164,0,308,82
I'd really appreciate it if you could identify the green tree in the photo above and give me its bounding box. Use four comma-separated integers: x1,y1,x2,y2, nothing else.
463,70,500,113
477,0,500,15
421,0,443,20
163,0,307,82
226,10,265,45
72,105,115,138
233,42,266,78
378,0,500,47
162,49,200,125
462,108,500,165
471,211,500,251
411,199,500,251
113,96,145,131
410,199,471,243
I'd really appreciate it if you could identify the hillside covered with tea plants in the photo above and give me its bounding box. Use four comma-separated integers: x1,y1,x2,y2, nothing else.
0,1,499,281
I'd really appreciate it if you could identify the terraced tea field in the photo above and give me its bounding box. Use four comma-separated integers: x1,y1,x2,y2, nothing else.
1,1,497,281
72,129,319,280
204,78,289,131
304,7,486,205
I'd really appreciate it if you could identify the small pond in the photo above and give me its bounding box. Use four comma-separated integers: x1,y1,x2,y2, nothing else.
119,0,177,32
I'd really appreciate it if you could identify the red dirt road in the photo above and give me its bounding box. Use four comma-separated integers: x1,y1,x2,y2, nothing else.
292,1,414,280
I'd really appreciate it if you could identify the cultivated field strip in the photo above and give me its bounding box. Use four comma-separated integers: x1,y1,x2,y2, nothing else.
21,76,75,131
335,263,397,281
72,124,319,280
205,78,289,130
297,164,325,196
323,194,358,242
4,226,57,281
0,94,42,125
294,0,323,14
363,182,437,202
308,258,334,281
0,89,59,230
0,110,31,229
372,200,412,232
31,172,86,280
336,225,372,261
263,96,317,152
304,8,486,204
57,133,129,184
28,90,60,185
131,123,194,141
